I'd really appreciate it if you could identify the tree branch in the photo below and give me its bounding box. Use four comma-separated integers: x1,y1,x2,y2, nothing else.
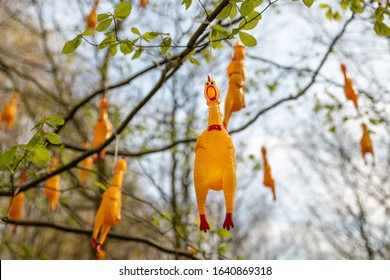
0,217,197,260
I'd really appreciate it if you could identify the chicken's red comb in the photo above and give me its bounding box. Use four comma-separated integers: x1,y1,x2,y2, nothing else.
207,75,211,82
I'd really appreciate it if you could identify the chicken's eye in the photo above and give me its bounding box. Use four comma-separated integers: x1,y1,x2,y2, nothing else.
211,81,214,85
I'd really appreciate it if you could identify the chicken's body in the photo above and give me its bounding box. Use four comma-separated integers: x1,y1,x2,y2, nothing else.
261,146,276,201
44,157,60,212
80,142,93,186
140,0,148,8
341,64,359,112
86,0,99,29
91,157,127,252
0,92,19,131
92,97,112,162
360,123,374,165
8,172,27,234
194,77,236,232
223,42,246,129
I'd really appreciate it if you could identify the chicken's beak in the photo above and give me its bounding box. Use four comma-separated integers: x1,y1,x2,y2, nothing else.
206,86,216,101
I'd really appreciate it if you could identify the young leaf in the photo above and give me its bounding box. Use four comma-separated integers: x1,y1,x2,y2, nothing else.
83,29,94,36
45,117,65,126
181,0,192,10
120,42,134,54
132,48,143,60
96,18,113,32
46,132,62,145
131,27,141,36
30,145,50,166
110,44,118,56
241,0,255,16
302,0,314,8
239,11,261,30
239,31,257,47
97,13,110,21
114,1,132,21
28,130,45,147
217,3,233,20
0,146,17,166
160,37,172,54
62,34,83,54
98,34,115,49
188,56,201,66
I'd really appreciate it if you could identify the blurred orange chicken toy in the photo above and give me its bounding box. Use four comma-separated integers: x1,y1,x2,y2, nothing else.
0,91,19,131
8,172,28,234
360,122,375,165
80,142,93,186
86,0,99,30
92,97,112,162
194,76,237,232
91,157,127,252
261,146,276,201
44,156,61,212
340,64,359,112
140,0,148,8
223,42,246,129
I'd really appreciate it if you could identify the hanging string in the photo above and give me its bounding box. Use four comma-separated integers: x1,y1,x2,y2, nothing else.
209,27,214,79
113,133,119,172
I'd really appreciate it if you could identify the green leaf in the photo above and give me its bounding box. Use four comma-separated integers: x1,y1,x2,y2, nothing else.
239,11,262,30
217,228,232,239
97,13,110,21
319,3,329,9
45,132,62,145
374,21,390,36
83,29,94,36
181,0,192,10
30,145,50,166
143,32,159,41
131,48,143,60
217,3,232,20
239,31,257,47
114,1,132,21
28,130,45,147
152,216,160,227
96,18,113,32
131,27,141,36
62,34,83,54
188,56,201,66
302,0,314,8
241,0,255,16
160,37,172,54
110,44,118,56
230,4,237,19
0,146,17,166
211,25,230,36
98,34,115,49
45,117,65,126
95,181,108,191
120,42,134,54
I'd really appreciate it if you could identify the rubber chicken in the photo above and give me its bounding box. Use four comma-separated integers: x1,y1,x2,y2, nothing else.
0,91,19,131
44,156,61,212
86,0,99,30
223,42,246,129
96,248,106,260
360,122,374,165
140,0,149,8
80,142,93,186
341,64,359,112
92,97,112,162
8,172,28,234
91,157,127,252
261,146,276,201
194,76,237,232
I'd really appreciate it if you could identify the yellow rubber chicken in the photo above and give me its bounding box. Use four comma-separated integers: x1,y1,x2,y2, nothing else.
341,64,359,112
92,97,112,162
80,142,93,186
86,0,99,30
194,76,237,232
0,91,19,131
44,156,61,212
261,146,276,201
140,0,149,8
223,42,247,129
360,122,375,165
8,172,28,234
91,157,127,252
